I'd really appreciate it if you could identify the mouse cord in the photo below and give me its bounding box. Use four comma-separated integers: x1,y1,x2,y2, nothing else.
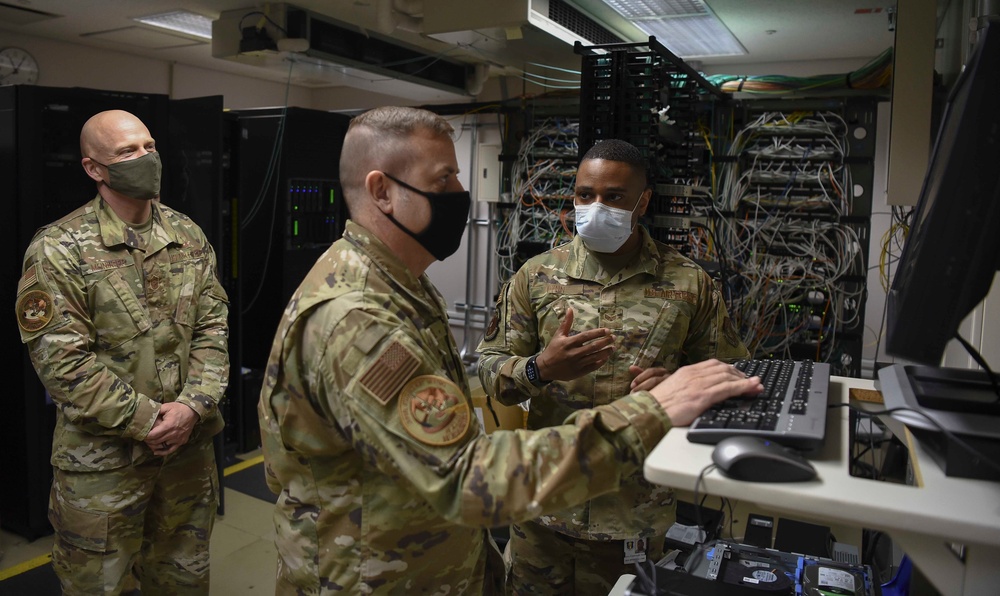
692,463,717,547
830,403,1000,477
723,497,736,541
633,463,719,594
632,559,659,595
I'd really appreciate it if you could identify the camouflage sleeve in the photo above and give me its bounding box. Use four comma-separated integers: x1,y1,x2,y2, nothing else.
322,307,672,528
174,240,230,422
16,232,159,440
476,270,545,406
683,269,750,363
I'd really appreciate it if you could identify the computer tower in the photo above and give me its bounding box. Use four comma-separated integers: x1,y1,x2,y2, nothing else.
226,106,350,453
1,85,225,539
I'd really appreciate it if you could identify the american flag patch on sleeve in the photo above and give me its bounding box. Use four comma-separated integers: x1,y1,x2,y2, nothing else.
359,340,421,405
18,265,38,295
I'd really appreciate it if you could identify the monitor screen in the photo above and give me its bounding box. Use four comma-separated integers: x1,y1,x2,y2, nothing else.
885,19,1000,365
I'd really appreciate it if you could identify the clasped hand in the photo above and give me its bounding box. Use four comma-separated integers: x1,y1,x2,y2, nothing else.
145,402,198,457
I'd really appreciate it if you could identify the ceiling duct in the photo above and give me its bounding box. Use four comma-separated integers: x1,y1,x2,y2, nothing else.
212,4,475,99
422,0,644,65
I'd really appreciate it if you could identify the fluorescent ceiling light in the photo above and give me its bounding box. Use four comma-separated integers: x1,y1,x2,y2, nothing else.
601,0,746,58
134,10,213,40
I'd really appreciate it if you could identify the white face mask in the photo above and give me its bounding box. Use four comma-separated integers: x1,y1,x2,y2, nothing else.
574,201,639,253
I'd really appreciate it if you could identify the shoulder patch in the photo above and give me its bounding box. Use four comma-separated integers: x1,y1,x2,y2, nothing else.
398,375,471,446
483,298,503,341
17,265,38,295
484,309,500,341
359,340,421,405
17,289,55,333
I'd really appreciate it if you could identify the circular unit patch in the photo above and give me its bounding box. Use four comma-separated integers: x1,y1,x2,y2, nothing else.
484,309,500,341
398,375,471,446
17,289,54,333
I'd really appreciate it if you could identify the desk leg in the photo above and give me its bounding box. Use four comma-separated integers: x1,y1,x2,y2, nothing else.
889,529,1000,596
962,542,1000,596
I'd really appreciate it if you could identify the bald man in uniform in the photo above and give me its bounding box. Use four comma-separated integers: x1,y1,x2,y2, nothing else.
15,109,229,595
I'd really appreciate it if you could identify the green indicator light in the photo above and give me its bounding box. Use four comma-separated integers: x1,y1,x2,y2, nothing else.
330,190,335,204
293,221,299,236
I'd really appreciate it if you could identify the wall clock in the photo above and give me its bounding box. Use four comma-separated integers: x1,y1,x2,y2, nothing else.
0,47,39,85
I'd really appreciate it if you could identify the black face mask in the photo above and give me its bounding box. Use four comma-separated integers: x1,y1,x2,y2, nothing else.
382,172,471,261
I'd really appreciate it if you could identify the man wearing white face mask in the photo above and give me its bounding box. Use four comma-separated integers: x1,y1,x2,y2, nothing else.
477,139,749,594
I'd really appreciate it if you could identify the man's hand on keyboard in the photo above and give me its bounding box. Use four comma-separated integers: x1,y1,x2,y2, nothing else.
648,359,763,427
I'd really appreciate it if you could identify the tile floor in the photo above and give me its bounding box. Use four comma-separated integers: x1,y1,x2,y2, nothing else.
0,455,278,595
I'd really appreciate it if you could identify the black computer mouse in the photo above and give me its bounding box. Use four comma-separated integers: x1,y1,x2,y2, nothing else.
711,436,817,482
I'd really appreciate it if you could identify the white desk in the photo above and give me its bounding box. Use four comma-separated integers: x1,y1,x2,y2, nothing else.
643,376,1000,596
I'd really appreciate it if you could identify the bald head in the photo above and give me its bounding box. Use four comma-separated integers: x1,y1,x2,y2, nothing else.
81,110,153,163
339,106,454,215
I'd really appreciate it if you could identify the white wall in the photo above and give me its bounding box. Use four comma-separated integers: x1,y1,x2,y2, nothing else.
0,31,316,107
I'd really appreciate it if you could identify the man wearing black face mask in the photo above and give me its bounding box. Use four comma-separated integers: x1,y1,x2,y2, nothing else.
15,110,229,595
257,106,762,593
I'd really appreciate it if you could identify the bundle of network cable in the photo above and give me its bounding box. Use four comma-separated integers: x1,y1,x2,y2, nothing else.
705,47,892,94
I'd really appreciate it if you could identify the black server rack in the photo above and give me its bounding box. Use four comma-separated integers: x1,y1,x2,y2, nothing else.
572,41,880,378
575,37,729,254
226,107,350,453
496,96,581,277
1,85,225,539
721,98,878,377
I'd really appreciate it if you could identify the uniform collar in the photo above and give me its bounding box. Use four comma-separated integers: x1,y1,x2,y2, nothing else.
566,225,661,282
93,196,181,251
342,220,437,303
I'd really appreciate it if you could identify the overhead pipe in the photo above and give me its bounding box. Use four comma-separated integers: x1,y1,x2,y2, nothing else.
375,0,423,35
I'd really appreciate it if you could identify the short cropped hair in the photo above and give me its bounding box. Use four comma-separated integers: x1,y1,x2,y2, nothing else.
339,106,454,208
580,139,648,187
347,105,454,140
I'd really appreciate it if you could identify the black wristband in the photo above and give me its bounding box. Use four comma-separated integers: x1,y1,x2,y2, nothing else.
525,355,545,386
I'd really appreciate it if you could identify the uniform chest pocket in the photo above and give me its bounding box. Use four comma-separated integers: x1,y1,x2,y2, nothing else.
633,300,687,370
172,258,202,328
90,269,151,350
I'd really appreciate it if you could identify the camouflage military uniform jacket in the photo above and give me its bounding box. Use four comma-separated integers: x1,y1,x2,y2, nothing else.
258,220,674,594
477,227,749,541
15,196,230,472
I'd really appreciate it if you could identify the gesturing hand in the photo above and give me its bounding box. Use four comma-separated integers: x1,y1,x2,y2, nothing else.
535,307,615,382
145,402,198,457
648,359,762,427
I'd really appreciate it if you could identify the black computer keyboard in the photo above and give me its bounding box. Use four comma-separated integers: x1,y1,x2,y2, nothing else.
686,359,831,450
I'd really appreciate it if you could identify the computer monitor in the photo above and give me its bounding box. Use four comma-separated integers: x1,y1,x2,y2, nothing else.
879,20,1000,481
886,20,1000,365
885,19,1000,366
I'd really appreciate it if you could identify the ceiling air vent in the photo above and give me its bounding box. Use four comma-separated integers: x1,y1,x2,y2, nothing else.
549,0,625,45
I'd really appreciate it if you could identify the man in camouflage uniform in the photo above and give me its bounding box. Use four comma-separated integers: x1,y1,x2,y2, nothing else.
15,110,230,595
257,106,761,594
477,139,750,594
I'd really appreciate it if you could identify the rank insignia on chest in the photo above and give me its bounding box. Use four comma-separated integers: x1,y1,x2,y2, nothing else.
398,375,471,446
